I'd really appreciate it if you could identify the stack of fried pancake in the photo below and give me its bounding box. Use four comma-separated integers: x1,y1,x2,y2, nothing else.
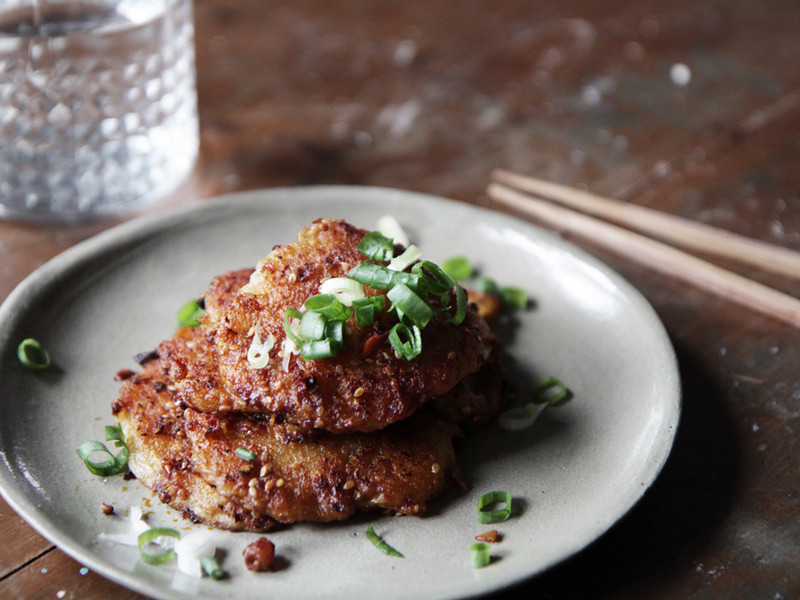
112,219,506,531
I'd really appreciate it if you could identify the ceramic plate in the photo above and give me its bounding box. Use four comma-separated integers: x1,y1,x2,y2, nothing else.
0,186,680,599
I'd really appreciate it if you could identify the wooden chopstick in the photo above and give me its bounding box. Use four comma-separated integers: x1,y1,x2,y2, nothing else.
492,168,800,280
487,180,800,328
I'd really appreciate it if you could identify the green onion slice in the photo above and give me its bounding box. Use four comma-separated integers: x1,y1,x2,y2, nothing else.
352,295,385,327
387,244,422,272
319,277,365,306
477,490,513,524
388,323,422,361
447,284,467,325
358,231,395,262
325,320,346,346
283,308,305,348
17,338,50,370
387,283,434,329
138,527,181,565
365,523,404,558
304,294,351,321
498,402,545,431
476,277,500,295
500,286,528,310
348,261,396,290
177,299,205,328
376,214,410,247
300,339,340,360
247,329,276,369
300,310,328,341
411,260,454,295
76,424,129,476
533,376,573,406
441,256,473,281
235,446,257,461
470,542,491,568
201,556,224,580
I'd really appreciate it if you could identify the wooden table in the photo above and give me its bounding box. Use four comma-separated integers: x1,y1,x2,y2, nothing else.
2,0,800,598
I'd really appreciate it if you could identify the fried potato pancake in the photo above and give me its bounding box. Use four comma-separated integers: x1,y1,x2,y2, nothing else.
112,356,277,532
113,343,465,528
161,219,495,433
112,218,509,530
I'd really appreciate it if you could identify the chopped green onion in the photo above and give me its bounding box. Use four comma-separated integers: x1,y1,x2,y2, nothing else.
388,323,422,361
477,490,513,524
358,231,395,262
325,319,346,346
283,308,306,348
300,339,341,360
348,261,396,290
365,523,404,558
352,295,385,327
235,447,257,461
376,215,409,247
411,260,454,295
387,244,422,272
498,402,545,431
470,542,491,568
441,256,473,282
304,294,351,321
247,329,276,369
476,277,500,295
387,283,434,329
17,338,50,370
201,556,224,580
177,299,205,328
138,527,181,565
300,310,328,341
533,376,573,406
319,277,365,306
500,286,528,310
448,284,467,326
76,424,129,476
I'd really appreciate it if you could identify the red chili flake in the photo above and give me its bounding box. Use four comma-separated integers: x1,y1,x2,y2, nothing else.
243,537,275,572
475,530,500,543
362,333,385,357
101,503,115,516
114,369,136,381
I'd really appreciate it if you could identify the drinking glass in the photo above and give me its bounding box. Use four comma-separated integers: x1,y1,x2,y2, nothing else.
0,0,199,224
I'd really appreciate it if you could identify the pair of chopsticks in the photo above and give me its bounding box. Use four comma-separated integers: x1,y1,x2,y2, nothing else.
487,168,800,328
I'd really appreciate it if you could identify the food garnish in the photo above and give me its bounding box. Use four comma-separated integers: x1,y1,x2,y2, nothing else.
76,424,129,476
201,556,225,580
365,523,405,558
470,542,491,568
477,490,513,524
498,376,573,431
282,230,468,363
475,530,500,543
138,527,180,565
16,338,50,370
235,446,257,461
177,298,205,328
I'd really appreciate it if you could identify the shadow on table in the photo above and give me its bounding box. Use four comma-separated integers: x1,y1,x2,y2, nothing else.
493,339,741,599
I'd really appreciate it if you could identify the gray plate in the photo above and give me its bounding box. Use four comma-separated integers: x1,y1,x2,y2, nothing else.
0,186,680,599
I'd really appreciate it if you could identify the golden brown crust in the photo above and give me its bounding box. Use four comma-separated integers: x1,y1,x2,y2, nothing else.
112,358,278,532
160,219,495,433
183,406,461,523
113,349,463,527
